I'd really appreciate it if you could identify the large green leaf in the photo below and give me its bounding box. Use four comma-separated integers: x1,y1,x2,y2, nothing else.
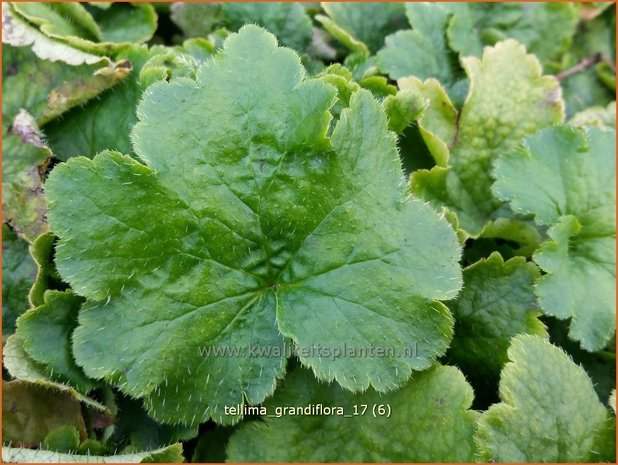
475,335,615,462
227,366,478,462
2,225,37,339
493,125,615,351
45,26,462,425
409,39,563,236
16,290,94,393
377,3,458,84
447,252,547,395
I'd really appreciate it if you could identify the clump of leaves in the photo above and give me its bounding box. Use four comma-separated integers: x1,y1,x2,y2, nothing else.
46,25,462,425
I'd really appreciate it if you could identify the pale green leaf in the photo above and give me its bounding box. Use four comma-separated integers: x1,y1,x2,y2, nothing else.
398,76,457,167
87,3,157,45
475,335,615,462
2,5,103,66
476,218,542,257
382,88,425,133
569,101,616,128
1,444,184,463
493,125,615,351
409,40,563,235
9,2,156,54
46,26,462,425
228,366,478,462
314,14,369,56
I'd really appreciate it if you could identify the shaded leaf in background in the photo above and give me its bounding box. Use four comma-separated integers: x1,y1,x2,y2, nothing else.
44,42,211,161
319,2,406,54
560,5,615,116
447,3,579,68
409,40,563,236
169,2,223,40
221,3,312,51
475,335,615,462
446,252,546,406
2,380,87,447
2,110,51,242
46,26,462,426
377,3,458,85
170,2,312,52
110,395,198,452
3,334,108,412
191,426,237,463
2,44,129,126
227,366,478,462
493,125,616,351
2,225,37,340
